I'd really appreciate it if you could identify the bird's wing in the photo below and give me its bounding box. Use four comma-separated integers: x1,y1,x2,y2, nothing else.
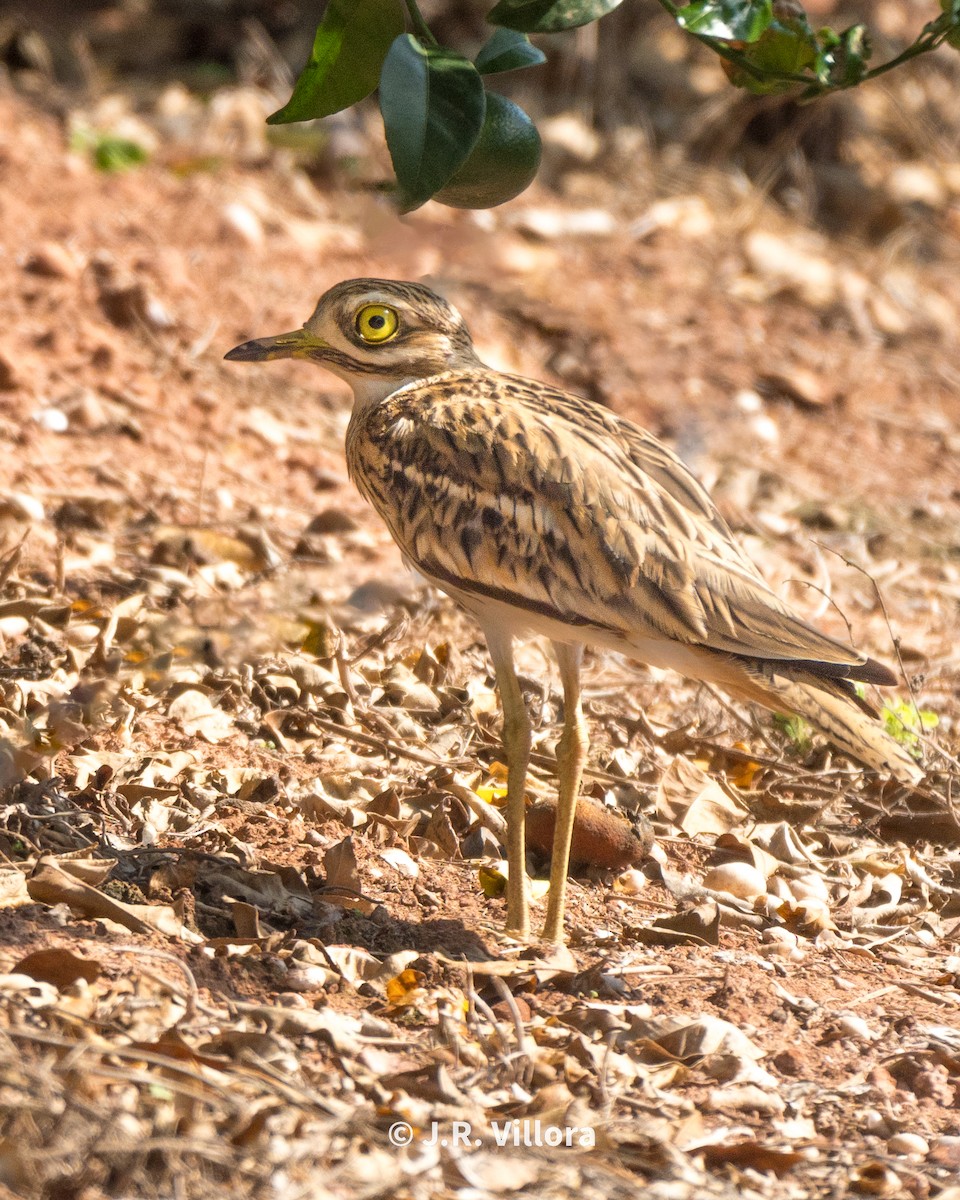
348,370,873,674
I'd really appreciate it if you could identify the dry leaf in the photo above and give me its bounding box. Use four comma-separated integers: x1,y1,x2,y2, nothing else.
700,1140,805,1176
657,757,748,836
14,948,101,988
640,902,721,947
27,857,202,942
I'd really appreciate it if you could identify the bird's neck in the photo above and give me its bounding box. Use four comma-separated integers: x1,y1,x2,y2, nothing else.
348,373,422,414
347,361,486,417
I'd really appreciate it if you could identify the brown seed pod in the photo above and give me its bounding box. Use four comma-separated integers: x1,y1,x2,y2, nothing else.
525,795,652,871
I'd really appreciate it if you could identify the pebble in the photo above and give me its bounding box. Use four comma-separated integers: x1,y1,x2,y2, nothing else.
221,202,264,247
33,406,69,433
513,206,616,240
305,509,361,535
91,252,175,330
929,1136,960,1168
749,414,779,445
836,1013,877,1043
735,388,763,413
0,492,45,522
703,861,766,900
743,230,837,308
24,241,81,279
886,1132,928,1158
0,351,19,391
886,164,946,208
759,927,804,961
617,867,647,895
862,1109,892,1136
758,366,829,408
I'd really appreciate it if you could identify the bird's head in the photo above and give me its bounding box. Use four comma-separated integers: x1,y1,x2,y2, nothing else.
225,278,482,404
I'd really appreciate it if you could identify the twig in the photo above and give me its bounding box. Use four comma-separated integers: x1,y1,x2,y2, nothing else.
466,985,518,1079
785,578,853,640
55,537,65,593
813,540,929,754
403,0,439,47
305,712,467,768
0,532,28,592
489,975,534,1087
112,944,201,1021
699,681,784,758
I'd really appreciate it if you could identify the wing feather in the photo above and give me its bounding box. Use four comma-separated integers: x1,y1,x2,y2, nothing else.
347,370,880,678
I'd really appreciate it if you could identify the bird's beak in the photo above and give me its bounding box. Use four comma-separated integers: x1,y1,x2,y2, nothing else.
224,328,329,363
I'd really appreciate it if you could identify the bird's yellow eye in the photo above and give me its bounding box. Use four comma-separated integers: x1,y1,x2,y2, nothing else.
355,304,399,343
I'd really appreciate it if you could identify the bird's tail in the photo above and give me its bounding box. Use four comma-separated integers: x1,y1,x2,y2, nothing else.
718,661,924,785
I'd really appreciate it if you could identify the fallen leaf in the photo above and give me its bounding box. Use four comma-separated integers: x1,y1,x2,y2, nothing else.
14,948,101,988
657,758,748,836
27,857,202,942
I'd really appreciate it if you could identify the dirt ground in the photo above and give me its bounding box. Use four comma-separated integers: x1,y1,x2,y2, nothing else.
1,23,960,1200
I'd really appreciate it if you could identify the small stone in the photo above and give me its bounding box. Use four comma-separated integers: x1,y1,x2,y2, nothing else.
743,230,838,308
539,114,601,163
887,164,946,209
0,351,20,391
863,1110,892,1136
929,1136,960,1168
221,202,264,247
758,367,830,408
0,493,45,523
305,509,360,535
491,996,532,1022
735,388,763,413
91,252,174,330
703,861,766,900
24,241,81,279
749,414,780,445
616,867,647,895
886,1133,928,1158
62,388,109,431
33,407,69,433
836,1013,877,1043
771,1048,804,1075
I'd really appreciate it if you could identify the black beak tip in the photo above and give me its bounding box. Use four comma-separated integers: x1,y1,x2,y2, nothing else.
224,342,255,362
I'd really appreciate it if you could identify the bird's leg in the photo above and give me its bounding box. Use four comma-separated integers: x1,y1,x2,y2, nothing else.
483,626,532,939
542,641,588,945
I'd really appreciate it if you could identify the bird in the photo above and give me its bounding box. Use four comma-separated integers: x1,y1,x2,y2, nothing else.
225,278,923,945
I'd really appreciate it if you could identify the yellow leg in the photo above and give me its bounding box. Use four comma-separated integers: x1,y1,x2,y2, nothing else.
484,626,532,939
541,641,588,945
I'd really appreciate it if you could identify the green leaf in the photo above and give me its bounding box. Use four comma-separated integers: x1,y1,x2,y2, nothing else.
71,128,149,172
882,700,938,752
488,0,624,35
379,35,486,210
675,0,773,43
814,24,870,88
723,9,818,93
474,27,546,73
267,0,405,124
772,712,812,752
